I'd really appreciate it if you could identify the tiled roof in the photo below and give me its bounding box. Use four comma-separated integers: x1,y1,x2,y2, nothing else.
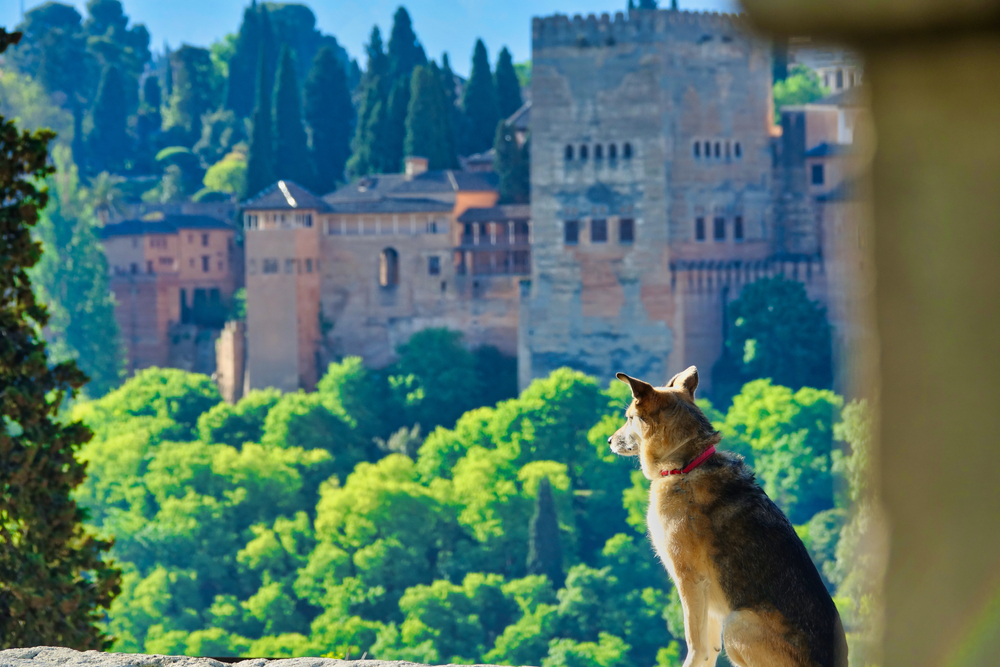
326,197,454,215
507,100,530,131
458,204,531,223
325,169,496,203
805,142,854,158
98,215,234,238
242,180,331,211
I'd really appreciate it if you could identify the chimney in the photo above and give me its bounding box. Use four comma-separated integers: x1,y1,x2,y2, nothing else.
404,156,429,178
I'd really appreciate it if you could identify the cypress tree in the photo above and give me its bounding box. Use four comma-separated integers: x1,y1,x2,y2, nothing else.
440,53,466,163
163,45,217,143
87,65,129,174
225,0,261,118
526,478,563,588
494,120,528,204
245,50,276,197
0,29,121,649
405,64,455,170
272,45,315,187
638,0,659,8
462,39,499,155
495,46,523,120
348,27,390,177
304,46,352,193
385,76,410,171
257,4,278,108
386,6,426,82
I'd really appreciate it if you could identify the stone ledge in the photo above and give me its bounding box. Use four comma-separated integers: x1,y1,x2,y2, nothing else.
0,648,506,667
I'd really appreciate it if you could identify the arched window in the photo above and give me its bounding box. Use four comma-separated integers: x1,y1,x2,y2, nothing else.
714,142,721,158
565,144,574,160
704,141,711,158
580,144,589,160
734,142,742,158
623,142,633,159
379,248,399,287
608,143,617,159
594,144,603,159
693,142,701,158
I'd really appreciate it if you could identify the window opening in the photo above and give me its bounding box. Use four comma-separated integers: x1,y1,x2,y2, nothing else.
284,258,294,274
695,217,705,241
623,143,633,159
591,219,608,243
734,216,744,241
380,248,399,287
735,142,742,158
262,258,279,274
713,216,726,240
306,258,313,273
565,145,574,160
812,164,825,185
565,220,579,245
694,142,701,158
619,218,635,243
714,142,721,158
202,256,210,272
595,144,603,159
428,256,441,275
580,144,589,160
608,144,617,159
201,233,209,246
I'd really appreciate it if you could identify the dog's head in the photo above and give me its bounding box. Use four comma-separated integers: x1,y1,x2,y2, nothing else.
608,366,719,474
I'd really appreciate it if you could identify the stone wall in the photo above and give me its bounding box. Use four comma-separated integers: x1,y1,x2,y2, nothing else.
0,647,501,667
522,7,779,392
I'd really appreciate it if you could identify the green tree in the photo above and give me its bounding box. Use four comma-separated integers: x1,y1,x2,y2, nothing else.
272,46,315,187
386,7,427,82
348,27,392,177
225,1,264,119
198,388,282,448
194,108,246,167
0,68,74,143
404,64,456,170
87,65,129,173
265,3,349,91
494,120,529,203
163,45,219,144
246,50,277,198
719,379,843,523
203,152,248,196
31,146,124,397
637,0,659,8
774,64,829,123
135,75,163,172
544,633,631,667
304,46,353,193
712,275,834,404
462,39,499,155
439,53,467,161
82,0,151,106
0,28,120,648
385,75,411,172
495,47,523,120
527,478,564,588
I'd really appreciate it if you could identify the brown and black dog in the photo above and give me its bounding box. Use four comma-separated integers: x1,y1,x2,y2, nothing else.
609,366,848,667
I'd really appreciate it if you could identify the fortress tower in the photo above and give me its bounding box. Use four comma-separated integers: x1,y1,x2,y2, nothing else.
519,8,823,392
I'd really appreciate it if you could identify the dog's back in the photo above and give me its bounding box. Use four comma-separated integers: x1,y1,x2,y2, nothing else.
701,452,849,667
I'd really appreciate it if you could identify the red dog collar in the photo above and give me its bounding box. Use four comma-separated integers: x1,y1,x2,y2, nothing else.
661,445,716,476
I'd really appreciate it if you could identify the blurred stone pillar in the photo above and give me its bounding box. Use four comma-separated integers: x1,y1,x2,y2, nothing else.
742,2,1000,666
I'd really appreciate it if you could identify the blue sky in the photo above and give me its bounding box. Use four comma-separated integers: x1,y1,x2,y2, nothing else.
5,0,740,76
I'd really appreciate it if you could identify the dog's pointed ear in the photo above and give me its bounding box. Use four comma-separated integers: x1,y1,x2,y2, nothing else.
667,366,700,398
616,372,655,404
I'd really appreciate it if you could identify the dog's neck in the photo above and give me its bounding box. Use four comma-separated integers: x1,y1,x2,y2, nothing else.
641,432,722,481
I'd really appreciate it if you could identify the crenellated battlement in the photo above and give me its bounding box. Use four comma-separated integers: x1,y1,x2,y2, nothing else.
532,8,746,50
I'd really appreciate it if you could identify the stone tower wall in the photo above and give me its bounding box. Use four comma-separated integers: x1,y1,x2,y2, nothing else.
523,8,778,389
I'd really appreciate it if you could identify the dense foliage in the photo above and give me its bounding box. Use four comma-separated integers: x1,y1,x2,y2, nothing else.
712,275,834,406
773,64,830,123
0,27,121,649
67,321,873,664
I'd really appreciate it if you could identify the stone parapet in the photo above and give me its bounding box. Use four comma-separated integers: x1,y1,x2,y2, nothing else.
532,9,746,50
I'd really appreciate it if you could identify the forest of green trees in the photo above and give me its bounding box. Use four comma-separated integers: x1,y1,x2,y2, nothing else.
2,0,529,205
58,324,879,666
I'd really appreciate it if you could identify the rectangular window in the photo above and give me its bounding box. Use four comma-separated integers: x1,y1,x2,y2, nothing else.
619,218,634,243
591,219,607,243
202,255,210,272
201,233,209,246
565,220,579,245
713,217,726,241
428,256,441,275
811,164,825,185
285,259,295,274
695,217,705,241
147,260,154,274
158,257,173,266
262,258,279,274
303,214,313,228
693,142,700,158
306,258,313,273
836,69,844,89
734,216,744,241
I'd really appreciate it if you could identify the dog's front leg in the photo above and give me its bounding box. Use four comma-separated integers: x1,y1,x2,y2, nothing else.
678,575,716,667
